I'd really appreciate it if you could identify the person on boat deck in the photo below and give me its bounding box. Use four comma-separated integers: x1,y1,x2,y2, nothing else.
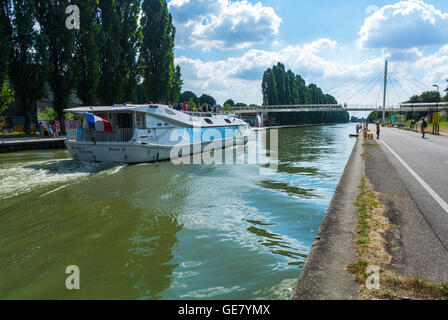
197,105,203,112
182,103,188,112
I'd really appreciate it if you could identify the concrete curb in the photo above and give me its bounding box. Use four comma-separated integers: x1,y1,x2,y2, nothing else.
0,138,66,153
291,137,362,300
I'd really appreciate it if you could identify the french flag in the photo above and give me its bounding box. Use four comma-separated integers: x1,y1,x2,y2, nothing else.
84,113,113,132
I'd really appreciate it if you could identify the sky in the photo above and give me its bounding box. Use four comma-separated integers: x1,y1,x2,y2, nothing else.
168,0,448,106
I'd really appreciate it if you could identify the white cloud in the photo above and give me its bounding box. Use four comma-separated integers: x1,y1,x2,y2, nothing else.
168,0,282,50
382,48,423,62
365,5,379,15
411,45,448,86
359,0,448,50
176,39,385,105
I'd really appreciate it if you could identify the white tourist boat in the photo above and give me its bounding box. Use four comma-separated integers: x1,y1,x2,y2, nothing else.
64,104,251,163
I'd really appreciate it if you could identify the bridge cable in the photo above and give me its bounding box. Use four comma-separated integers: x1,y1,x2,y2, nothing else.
342,72,384,106
388,72,415,103
387,74,405,105
326,69,380,95
354,72,385,107
390,70,431,94
330,70,383,100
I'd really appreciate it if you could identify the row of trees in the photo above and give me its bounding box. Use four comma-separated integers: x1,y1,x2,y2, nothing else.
368,90,448,122
176,91,251,108
262,63,338,106
0,0,181,133
261,63,348,125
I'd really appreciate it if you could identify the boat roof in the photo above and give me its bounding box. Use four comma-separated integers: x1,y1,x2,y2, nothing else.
64,104,163,113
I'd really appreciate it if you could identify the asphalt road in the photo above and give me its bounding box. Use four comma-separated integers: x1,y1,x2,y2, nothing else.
379,127,448,251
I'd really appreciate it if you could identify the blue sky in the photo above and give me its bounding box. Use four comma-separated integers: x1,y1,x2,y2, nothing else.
168,0,448,105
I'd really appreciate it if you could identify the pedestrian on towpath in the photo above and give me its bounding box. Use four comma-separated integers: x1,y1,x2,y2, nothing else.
376,122,381,139
421,118,428,139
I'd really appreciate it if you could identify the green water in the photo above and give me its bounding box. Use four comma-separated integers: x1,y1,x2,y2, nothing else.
0,124,355,299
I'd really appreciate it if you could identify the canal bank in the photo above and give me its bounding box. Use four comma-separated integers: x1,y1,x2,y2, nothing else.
0,138,66,153
292,132,448,300
291,136,362,300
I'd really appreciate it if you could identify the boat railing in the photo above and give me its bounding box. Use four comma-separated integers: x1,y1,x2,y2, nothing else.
183,111,241,118
66,128,135,143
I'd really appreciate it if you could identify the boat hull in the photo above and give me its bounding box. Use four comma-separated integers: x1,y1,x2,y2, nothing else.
65,135,249,163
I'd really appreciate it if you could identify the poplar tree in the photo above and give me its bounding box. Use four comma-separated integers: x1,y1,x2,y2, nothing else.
170,65,183,103
117,0,142,103
0,0,11,85
76,0,100,106
262,68,278,105
36,0,76,133
262,63,337,107
0,0,13,113
8,0,48,134
272,63,286,104
97,0,123,105
141,0,176,103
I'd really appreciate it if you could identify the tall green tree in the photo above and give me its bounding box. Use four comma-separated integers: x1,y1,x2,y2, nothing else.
141,0,175,103
76,0,100,106
36,0,77,133
8,0,48,134
262,68,278,105
97,0,123,104
170,64,183,103
117,0,142,103
262,62,337,107
272,63,287,105
0,0,13,114
0,0,11,85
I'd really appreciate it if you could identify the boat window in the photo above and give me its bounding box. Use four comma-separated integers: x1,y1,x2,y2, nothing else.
165,108,176,115
204,118,213,124
116,113,132,129
224,119,231,124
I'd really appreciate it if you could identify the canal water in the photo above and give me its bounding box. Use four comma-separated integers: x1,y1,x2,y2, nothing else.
0,124,355,299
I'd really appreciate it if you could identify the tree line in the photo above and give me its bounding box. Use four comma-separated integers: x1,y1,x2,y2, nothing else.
262,63,338,106
175,91,253,109
0,0,181,133
261,63,348,125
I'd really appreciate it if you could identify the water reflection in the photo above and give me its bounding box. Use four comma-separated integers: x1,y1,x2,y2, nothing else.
126,213,182,300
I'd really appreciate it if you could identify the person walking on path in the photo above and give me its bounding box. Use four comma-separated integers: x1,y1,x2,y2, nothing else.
421,118,428,139
376,122,381,139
